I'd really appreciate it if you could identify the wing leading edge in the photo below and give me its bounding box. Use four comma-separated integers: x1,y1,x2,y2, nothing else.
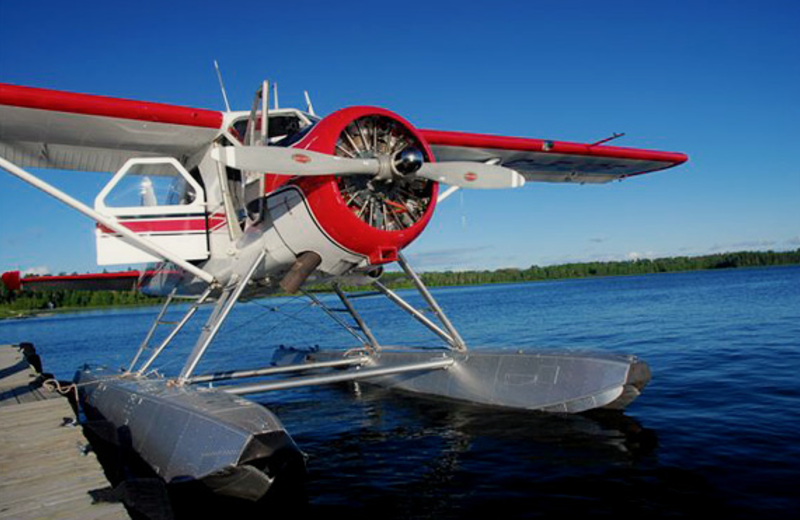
0,82,687,182
421,129,687,184
0,83,224,173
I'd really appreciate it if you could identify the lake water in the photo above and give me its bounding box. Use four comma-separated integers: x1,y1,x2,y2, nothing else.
2,266,799,518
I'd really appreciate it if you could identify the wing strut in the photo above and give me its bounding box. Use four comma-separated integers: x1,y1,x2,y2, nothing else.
398,252,467,351
177,251,267,384
133,286,215,375
301,289,376,352
0,155,215,284
370,253,467,351
129,288,177,371
333,283,381,352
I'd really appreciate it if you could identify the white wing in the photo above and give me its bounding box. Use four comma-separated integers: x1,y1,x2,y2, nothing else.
0,83,224,173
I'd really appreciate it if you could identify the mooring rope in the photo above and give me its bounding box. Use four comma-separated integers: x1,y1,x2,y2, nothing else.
42,377,79,402
41,374,130,403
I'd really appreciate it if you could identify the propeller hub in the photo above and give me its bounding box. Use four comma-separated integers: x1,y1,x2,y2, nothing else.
392,148,424,176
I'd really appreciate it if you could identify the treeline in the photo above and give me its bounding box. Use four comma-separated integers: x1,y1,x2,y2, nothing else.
1,249,798,316
0,285,157,316
413,249,800,288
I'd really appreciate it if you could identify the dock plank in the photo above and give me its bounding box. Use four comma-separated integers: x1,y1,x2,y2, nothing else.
0,344,129,520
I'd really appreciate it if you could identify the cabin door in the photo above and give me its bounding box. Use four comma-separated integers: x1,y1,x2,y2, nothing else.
94,158,209,265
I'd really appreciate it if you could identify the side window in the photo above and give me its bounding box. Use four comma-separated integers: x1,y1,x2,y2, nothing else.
94,158,209,265
102,163,196,208
95,158,205,215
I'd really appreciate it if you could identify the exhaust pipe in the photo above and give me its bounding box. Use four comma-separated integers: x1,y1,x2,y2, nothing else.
279,251,322,293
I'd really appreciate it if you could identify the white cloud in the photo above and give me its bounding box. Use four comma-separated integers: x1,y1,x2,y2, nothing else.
626,251,656,261
21,265,50,276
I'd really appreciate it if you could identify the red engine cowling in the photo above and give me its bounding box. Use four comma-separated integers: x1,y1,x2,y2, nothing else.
265,106,439,266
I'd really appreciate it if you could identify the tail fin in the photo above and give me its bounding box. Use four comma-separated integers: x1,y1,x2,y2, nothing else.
1,271,21,291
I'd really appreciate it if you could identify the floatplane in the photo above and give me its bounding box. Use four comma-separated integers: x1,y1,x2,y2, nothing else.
0,78,686,500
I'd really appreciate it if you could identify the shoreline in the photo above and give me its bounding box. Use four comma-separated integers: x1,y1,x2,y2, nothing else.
2,261,798,321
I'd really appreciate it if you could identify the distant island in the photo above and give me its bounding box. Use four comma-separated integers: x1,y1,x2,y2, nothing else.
2,249,799,318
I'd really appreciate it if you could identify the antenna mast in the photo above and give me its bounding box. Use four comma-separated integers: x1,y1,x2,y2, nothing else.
304,90,315,116
213,60,232,112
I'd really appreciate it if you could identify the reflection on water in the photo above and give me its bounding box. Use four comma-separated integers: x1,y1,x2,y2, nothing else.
248,383,723,519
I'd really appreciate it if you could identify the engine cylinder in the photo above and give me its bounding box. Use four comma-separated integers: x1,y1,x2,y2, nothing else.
280,107,439,265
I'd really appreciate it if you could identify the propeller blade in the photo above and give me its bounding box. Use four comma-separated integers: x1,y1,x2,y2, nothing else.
417,162,526,189
211,146,379,176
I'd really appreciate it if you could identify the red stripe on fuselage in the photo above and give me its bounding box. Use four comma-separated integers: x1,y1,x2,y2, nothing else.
0,83,223,129
97,217,207,234
208,212,227,231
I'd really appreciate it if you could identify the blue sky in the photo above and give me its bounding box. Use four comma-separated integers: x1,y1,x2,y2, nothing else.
1,0,798,274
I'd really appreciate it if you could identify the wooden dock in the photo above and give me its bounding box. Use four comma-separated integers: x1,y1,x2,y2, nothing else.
0,344,129,519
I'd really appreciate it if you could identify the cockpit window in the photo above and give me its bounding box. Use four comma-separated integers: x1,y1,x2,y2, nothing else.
273,122,316,148
228,111,316,145
268,115,301,138
230,120,248,143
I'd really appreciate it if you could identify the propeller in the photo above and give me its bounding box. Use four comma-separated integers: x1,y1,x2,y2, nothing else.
211,145,525,189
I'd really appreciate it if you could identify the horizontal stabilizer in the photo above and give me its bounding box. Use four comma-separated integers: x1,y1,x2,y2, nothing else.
2,270,141,292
